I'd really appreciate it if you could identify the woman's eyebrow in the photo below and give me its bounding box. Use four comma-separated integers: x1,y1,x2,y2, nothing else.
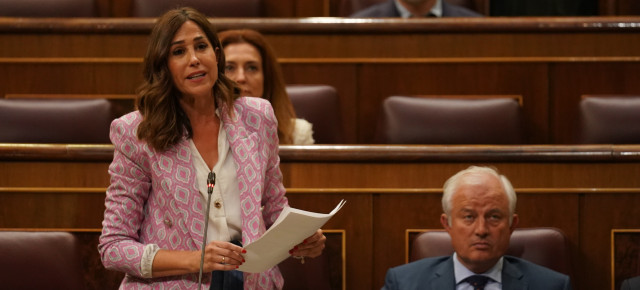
171,36,205,46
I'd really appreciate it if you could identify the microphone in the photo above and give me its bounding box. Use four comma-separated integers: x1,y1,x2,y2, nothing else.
198,171,216,288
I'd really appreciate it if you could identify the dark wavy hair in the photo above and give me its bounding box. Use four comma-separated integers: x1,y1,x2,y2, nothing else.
136,7,239,151
218,29,296,144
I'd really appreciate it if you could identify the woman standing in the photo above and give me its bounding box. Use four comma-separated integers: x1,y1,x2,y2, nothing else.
99,7,325,289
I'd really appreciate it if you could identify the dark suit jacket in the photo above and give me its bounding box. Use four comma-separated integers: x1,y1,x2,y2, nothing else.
621,276,640,290
382,255,572,290
350,0,482,17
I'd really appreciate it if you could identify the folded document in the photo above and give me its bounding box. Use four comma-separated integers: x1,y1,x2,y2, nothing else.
238,199,346,273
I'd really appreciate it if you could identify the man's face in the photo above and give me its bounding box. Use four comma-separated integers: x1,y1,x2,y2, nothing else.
440,172,518,273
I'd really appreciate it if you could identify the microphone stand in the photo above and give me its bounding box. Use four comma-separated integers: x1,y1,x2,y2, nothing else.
198,172,216,289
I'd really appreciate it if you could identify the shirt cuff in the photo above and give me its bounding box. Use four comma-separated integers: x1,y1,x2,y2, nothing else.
141,244,160,278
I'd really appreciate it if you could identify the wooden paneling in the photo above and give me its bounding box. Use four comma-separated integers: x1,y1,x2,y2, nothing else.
550,62,640,143
0,188,106,228
0,60,142,95
614,0,640,15
3,18,640,58
286,192,371,290
0,0,635,17
611,230,640,290
293,0,328,17
2,144,640,289
582,193,640,290
0,34,149,58
264,0,296,17
270,32,640,59
5,58,640,144
2,15,640,289
3,18,640,144
355,62,549,143
280,63,358,144
0,228,345,289
282,161,640,188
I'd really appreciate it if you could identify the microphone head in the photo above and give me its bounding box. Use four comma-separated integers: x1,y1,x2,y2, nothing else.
207,172,216,194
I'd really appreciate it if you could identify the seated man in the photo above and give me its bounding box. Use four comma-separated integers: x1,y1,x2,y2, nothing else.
350,0,482,18
621,276,640,290
382,166,571,289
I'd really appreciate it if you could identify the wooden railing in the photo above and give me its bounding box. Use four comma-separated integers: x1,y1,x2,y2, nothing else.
2,143,640,289
3,17,640,144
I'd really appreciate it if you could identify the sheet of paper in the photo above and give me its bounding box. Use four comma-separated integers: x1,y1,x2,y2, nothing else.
238,199,346,273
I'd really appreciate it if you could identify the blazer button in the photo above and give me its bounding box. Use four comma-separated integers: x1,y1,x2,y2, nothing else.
164,219,173,227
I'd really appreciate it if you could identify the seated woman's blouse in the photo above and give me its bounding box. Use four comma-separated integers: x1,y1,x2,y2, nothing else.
292,118,314,145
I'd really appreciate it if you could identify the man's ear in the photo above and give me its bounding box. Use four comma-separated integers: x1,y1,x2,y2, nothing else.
509,214,519,233
440,213,451,231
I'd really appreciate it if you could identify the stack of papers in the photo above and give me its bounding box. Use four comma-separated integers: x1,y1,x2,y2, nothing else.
238,199,346,273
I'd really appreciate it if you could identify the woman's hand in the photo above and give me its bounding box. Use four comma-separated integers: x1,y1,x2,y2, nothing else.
289,229,326,261
201,240,246,272
151,240,245,277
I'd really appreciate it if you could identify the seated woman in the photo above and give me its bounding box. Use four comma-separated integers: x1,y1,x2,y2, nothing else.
218,29,315,145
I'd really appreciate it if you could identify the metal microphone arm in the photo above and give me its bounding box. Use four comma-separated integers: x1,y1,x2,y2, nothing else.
198,171,216,288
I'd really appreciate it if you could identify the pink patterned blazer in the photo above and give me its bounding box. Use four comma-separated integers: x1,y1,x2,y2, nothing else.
99,97,288,289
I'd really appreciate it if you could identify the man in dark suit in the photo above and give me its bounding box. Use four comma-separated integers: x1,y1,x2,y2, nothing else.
382,166,572,290
350,0,482,18
621,276,640,290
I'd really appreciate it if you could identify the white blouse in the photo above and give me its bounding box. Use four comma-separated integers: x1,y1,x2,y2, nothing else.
292,118,315,145
189,123,242,244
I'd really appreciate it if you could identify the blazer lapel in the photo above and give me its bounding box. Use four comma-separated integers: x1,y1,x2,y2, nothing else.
155,137,207,250
430,257,456,289
502,258,528,289
220,100,262,244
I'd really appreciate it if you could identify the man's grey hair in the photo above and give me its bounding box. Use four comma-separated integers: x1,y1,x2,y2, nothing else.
441,166,517,226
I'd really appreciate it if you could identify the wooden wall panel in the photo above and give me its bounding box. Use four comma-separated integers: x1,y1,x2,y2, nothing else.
0,35,148,58
293,0,327,17
0,189,105,228
280,63,358,144
263,0,296,17
356,62,549,143
0,229,346,290
2,18,640,58
373,193,444,288
515,192,581,285
281,161,640,189
3,145,640,290
5,59,640,144
286,192,372,290
9,31,640,59
581,192,640,290
0,61,142,96
107,0,132,17
615,0,640,15
0,0,636,17
264,32,640,59
2,18,640,144
0,161,110,187
550,61,640,143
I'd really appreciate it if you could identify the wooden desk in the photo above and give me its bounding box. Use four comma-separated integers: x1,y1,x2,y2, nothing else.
2,18,640,143
2,144,640,289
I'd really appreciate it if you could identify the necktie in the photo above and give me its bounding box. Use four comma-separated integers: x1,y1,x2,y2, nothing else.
465,275,490,290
